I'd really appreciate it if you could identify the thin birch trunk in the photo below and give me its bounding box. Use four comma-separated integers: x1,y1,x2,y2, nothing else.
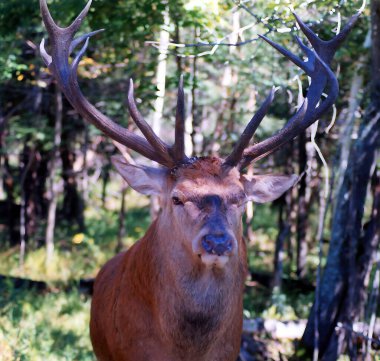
150,6,170,220
116,185,127,253
45,86,62,265
19,148,34,267
335,61,364,195
272,195,290,290
209,11,240,155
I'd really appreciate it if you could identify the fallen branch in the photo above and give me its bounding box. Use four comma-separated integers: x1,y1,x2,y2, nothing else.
243,319,380,342
249,271,315,292
0,274,93,295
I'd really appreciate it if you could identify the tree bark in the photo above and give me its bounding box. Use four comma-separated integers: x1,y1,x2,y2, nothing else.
272,194,290,290
150,6,170,220
190,51,199,154
61,137,85,232
2,155,19,246
116,185,127,253
335,61,364,196
45,86,62,265
296,132,308,278
19,146,35,266
301,2,380,357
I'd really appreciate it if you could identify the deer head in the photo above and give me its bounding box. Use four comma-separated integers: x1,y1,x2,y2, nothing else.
40,0,359,269
112,155,297,268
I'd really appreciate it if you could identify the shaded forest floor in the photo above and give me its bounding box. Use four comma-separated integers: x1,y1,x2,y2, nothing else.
0,198,377,360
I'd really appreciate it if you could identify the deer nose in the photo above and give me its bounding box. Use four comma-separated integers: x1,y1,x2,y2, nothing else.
201,234,233,256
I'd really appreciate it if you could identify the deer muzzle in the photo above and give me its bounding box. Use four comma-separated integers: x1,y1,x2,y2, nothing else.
192,227,236,269
201,234,233,256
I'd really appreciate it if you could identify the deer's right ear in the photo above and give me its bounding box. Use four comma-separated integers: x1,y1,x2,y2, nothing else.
111,155,168,196
241,174,298,203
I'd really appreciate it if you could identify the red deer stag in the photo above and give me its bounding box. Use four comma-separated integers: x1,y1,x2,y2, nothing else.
40,1,359,360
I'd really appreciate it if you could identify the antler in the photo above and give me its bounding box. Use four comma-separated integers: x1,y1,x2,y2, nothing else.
224,11,361,170
39,0,190,168
40,0,359,171
172,75,188,163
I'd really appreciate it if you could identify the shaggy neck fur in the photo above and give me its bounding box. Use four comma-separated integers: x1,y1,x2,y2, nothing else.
133,215,247,358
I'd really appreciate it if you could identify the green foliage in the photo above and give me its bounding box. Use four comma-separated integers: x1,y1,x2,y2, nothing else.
0,280,93,360
263,288,297,320
0,203,150,281
0,0,375,359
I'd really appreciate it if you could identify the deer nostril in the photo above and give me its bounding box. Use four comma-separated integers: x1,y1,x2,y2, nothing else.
201,234,233,256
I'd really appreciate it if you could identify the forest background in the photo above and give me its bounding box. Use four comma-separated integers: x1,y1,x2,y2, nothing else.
0,0,379,360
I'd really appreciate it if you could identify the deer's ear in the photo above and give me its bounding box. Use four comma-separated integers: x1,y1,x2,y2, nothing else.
241,174,298,203
111,155,168,196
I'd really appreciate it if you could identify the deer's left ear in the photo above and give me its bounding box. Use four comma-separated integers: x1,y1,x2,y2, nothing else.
241,174,298,203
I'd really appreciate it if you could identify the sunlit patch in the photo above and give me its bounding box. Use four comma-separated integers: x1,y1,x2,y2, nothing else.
72,233,85,244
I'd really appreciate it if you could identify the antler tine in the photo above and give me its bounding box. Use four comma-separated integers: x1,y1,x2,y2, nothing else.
237,11,359,170
259,34,313,74
126,79,174,166
223,87,276,168
40,38,52,67
292,10,361,64
172,75,188,164
67,0,93,35
40,0,172,166
239,50,338,170
69,29,105,56
40,0,58,36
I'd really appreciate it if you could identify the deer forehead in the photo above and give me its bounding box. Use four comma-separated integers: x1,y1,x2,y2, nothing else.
170,157,244,198
172,176,244,200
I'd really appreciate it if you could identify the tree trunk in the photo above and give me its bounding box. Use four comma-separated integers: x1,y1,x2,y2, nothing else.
335,61,365,196
116,185,127,253
101,162,111,208
61,139,85,232
272,194,290,290
45,86,62,265
2,155,19,246
207,11,240,156
296,132,308,278
150,6,170,220
81,124,90,204
244,165,255,244
301,2,380,357
19,146,35,266
190,52,198,155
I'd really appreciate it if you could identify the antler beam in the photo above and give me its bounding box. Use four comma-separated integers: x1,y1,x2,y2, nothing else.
40,0,181,167
223,10,361,170
40,0,359,171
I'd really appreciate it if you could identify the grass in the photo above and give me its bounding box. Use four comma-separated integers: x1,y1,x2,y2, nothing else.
0,196,321,360
0,279,93,361
0,188,152,360
0,203,151,282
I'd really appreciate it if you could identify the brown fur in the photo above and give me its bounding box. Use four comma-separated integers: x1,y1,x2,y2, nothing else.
90,158,248,361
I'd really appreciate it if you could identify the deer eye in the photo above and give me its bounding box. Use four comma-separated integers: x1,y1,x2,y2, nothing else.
229,193,246,206
172,196,184,206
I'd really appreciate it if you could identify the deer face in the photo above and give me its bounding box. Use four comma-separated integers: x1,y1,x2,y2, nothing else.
168,158,246,269
113,156,297,269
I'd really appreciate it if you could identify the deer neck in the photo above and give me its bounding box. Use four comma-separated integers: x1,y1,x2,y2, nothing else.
124,215,247,356
147,214,245,307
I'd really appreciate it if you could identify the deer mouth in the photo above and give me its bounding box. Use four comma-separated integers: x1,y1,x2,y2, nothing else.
198,253,229,269
193,232,236,269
